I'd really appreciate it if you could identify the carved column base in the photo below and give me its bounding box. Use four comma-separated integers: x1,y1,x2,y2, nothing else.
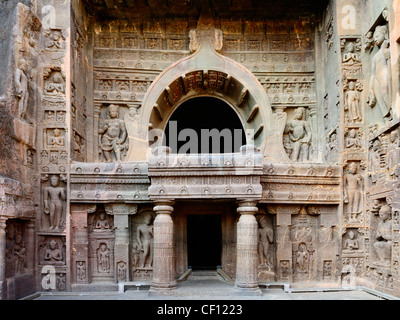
149,202,177,293
234,201,262,296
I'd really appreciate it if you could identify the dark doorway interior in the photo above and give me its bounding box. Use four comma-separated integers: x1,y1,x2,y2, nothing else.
187,214,222,270
164,97,246,154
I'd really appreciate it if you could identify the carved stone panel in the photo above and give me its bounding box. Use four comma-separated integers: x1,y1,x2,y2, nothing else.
88,206,115,282
5,220,28,278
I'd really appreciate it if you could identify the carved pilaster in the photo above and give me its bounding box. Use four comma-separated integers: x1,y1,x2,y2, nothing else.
93,103,101,162
0,218,7,299
111,204,137,283
150,201,176,293
70,204,91,285
235,200,262,295
26,221,35,271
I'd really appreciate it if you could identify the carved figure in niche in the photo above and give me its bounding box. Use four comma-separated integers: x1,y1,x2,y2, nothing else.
117,262,127,282
326,132,339,161
43,175,66,231
345,129,361,149
284,107,312,162
369,140,381,185
49,129,64,147
344,231,359,250
99,104,128,162
13,234,26,274
73,133,83,157
26,149,34,166
45,29,64,50
280,260,289,279
386,130,399,179
136,213,153,268
343,41,361,65
77,261,86,281
367,25,392,123
97,243,110,273
374,204,393,266
14,58,29,119
344,162,364,220
44,240,63,262
323,261,332,279
45,72,65,95
257,216,274,267
57,273,66,291
296,243,309,273
344,81,362,123
94,211,111,231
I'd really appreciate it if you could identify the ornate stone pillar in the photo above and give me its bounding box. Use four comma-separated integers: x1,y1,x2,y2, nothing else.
235,200,262,295
0,217,7,299
150,201,176,293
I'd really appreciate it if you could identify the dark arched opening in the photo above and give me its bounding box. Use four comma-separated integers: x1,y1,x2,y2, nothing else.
164,97,246,154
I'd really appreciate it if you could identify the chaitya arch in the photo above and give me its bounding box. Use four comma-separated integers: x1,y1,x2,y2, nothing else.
124,14,288,162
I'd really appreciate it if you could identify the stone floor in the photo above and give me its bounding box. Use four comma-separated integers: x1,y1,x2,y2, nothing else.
23,270,398,301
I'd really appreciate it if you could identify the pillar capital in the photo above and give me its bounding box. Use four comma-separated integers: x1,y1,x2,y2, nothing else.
236,200,259,215
153,200,175,215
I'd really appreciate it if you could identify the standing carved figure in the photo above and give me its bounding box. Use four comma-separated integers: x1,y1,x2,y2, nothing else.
97,243,110,273
43,175,66,231
344,162,364,220
367,25,392,123
137,214,154,268
257,216,274,266
296,243,309,273
369,140,381,185
387,130,399,179
99,104,127,162
14,234,26,274
344,81,361,123
284,107,312,162
14,58,29,119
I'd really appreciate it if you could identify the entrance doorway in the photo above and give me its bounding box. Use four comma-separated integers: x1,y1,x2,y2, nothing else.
187,214,222,270
164,97,246,154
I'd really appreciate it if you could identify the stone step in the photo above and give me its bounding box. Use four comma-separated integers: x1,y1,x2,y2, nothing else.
188,270,219,280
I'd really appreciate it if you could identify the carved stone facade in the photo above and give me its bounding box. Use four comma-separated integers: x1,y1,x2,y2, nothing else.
0,0,400,299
